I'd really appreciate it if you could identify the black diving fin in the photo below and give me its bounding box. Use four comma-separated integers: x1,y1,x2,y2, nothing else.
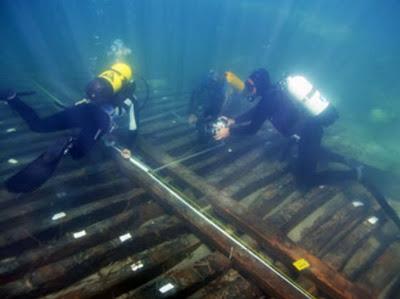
5,137,73,193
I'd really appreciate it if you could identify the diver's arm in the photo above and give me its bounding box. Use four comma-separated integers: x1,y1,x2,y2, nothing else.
116,97,138,149
230,101,269,136
234,105,258,124
69,126,104,159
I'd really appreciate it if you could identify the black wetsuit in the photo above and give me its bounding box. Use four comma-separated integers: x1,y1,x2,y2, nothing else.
189,76,226,141
231,85,356,187
7,85,138,159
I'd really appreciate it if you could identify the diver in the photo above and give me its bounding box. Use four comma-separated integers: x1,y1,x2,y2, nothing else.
214,68,362,188
188,70,244,143
0,63,138,193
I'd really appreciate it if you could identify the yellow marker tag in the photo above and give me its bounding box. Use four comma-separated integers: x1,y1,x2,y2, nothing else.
293,258,310,271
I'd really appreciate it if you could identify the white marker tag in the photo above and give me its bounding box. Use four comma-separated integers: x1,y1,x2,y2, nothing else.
367,216,379,225
159,283,175,294
119,233,132,242
130,261,144,271
52,212,66,221
352,201,364,208
8,159,18,164
73,230,87,239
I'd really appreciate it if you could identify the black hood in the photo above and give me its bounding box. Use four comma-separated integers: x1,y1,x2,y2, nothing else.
247,68,271,97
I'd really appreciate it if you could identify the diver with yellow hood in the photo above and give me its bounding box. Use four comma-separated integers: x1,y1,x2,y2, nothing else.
0,62,138,193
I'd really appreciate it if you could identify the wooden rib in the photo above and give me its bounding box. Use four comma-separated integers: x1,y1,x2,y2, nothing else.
343,221,399,280
322,211,385,270
0,201,165,283
187,269,264,299
247,174,296,217
117,248,232,299
44,235,202,299
358,241,400,295
0,215,187,298
0,188,144,255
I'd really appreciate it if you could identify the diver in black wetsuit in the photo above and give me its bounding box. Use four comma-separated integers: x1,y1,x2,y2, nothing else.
215,68,361,188
188,70,227,143
0,63,138,193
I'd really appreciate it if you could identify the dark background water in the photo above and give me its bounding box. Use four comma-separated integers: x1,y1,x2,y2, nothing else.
0,0,399,174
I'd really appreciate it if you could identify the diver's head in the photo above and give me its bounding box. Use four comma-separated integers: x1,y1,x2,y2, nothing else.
85,77,113,103
244,68,271,100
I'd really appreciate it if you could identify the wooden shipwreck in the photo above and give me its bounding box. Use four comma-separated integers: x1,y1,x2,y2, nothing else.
0,87,399,298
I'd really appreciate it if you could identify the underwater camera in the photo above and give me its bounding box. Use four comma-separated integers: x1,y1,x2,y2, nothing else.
204,116,229,139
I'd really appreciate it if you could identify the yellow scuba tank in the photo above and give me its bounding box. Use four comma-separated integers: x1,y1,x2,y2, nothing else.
86,63,133,101
225,71,245,92
98,63,133,94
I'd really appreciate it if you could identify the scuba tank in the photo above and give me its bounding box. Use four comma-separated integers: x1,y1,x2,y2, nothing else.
280,75,330,117
86,63,134,101
225,71,245,92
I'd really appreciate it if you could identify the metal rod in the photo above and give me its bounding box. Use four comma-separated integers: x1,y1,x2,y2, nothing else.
152,142,225,173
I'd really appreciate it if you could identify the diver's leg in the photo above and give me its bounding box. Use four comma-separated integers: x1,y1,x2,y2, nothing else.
8,99,95,132
296,122,358,187
319,147,352,166
68,106,110,159
7,97,81,132
295,122,322,187
311,169,358,186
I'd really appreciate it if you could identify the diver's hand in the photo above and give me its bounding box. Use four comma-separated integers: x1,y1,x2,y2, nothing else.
227,117,235,127
188,114,198,125
218,116,235,127
0,89,17,101
103,135,117,147
121,149,132,159
214,127,230,140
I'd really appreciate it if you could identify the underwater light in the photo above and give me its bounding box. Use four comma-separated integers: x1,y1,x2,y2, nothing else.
73,230,87,239
52,212,66,221
119,233,132,242
8,159,18,164
130,261,144,272
159,283,175,294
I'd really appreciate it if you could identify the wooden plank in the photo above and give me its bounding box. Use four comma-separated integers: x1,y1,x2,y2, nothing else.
0,202,165,283
43,235,202,299
187,269,264,299
359,241,400,296
118,248,232,299
193,138,265,176
0,176,130,233
0,189,145,254
322,212,385,270
343,221,398,280
247,174,296,217
206,143,272,186
0,216,187,298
